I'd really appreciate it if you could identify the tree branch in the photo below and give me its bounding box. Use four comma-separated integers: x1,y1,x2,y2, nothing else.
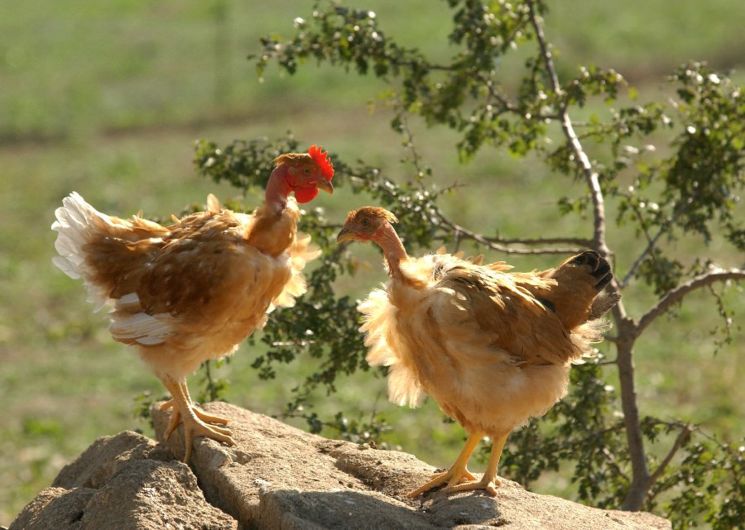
492,235,593,247
526,1,652,511
527,0,610,257
396,91,587,257
436,212,585,255
396,102,429,182
647,424,692,494
620,224,665,288
636,269,745,335
476,71,521,114
616,328,650,511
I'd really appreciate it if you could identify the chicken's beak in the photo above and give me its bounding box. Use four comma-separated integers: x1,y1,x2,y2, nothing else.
336,226,355,243
316,178,334,195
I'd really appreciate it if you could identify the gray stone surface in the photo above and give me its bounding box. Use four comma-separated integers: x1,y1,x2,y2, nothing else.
11,403,671,529
152,401,671,530
10,431,237,530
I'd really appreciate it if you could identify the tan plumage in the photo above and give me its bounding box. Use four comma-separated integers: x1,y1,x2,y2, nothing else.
338,207,615,496
99,199,316,379
53,148,333,462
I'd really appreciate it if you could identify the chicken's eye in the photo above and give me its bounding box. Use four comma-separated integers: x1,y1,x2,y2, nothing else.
361,218,370,226
303,167,311,174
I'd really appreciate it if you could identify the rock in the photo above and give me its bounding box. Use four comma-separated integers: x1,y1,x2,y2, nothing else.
152,402,670,530
11,403,671,529
10,431,237,530
8,488,95,530
52,430,167,489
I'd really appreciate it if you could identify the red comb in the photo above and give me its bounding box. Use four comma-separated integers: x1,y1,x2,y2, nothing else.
307,145,334,181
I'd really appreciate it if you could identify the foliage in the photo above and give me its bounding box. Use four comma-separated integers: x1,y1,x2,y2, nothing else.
193,135,446,413
195,0,744,526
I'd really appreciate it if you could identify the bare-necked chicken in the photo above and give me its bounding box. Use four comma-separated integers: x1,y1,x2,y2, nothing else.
52,146,334,462
337,206,617,496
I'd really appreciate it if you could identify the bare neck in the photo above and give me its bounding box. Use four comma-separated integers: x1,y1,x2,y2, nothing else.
372,223,409,279
246,165,296,256
264,165,292,213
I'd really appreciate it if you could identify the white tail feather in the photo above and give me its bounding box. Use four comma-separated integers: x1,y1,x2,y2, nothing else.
51,192,111,309
109,311,174,346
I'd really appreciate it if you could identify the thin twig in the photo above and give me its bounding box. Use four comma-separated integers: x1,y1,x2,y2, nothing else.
477,72,521,114
436,212,584,255
453,228,463,253
636,268,745,335
647,424,692,492
396,102,429,182
319,223,344,230
619,200,661,288
596,358,618,366
393,59,454,72
494,235,593,246
621,224,666,288
602,446,630,482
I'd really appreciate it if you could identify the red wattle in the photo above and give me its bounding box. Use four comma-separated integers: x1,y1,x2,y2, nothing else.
294,187,319,204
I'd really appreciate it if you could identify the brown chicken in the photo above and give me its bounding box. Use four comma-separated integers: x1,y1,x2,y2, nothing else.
52,146,334,462
337,207,616,497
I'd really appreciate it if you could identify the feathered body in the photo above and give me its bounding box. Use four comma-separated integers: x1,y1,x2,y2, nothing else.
337,206,615,496
360,250,606,437
53,193,316,380
52,146,334,462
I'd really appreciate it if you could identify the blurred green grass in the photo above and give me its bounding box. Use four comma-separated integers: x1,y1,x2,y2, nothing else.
2,0,745,523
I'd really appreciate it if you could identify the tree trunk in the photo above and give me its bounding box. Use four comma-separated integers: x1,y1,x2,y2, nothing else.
615,313,650,510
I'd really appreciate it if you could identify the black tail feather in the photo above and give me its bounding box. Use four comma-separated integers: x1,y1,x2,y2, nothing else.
569,251,613,290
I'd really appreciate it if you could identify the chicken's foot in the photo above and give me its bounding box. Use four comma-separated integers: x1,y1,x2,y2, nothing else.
161,378,235,463
160,381,231,440
161,401,232,441
407,432,482,498
180,381,231,424
444,432,509,497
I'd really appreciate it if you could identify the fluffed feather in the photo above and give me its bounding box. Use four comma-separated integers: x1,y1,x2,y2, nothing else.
52,192,318,380
360,250,612,436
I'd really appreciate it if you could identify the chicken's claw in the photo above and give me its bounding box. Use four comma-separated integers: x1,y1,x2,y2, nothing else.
408,432,484,498
180,415,235,464
192,407,230,425
159,382,236,463
443,476,501,497
163,405,232,443
407,467,477,498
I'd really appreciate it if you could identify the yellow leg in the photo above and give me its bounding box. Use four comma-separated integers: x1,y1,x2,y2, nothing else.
160,399,181,441
179,382,231,425
160,382,230,441
445,432,510,497
407,432,483,498
160,377,235,463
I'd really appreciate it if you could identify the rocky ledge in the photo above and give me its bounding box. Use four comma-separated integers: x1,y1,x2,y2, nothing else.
11,402,670,529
